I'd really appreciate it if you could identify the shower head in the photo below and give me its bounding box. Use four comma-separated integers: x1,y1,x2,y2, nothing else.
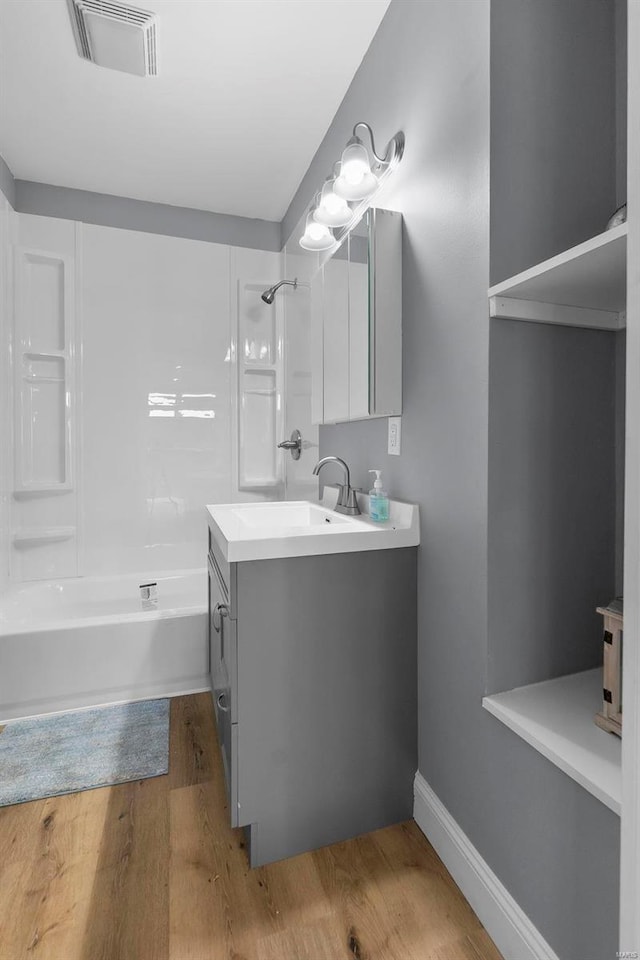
261,278,297,304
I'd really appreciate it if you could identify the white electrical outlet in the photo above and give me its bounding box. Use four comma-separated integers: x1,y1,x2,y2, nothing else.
388,417,401,455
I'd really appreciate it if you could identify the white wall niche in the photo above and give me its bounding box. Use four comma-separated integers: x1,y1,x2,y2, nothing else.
14,247,75,494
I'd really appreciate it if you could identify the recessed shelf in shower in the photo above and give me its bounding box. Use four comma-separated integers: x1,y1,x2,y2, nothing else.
14,247,75,493
12,526,76,547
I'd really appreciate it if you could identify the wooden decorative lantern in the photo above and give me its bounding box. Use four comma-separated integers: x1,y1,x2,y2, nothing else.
594,598,623,738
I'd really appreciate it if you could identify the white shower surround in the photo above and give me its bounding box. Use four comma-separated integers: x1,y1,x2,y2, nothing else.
0,569,208,723
0,198,318,719
0,191,12,591
4,213,288,581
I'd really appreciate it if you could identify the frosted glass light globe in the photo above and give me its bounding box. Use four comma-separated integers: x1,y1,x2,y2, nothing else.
340,140,371,184
313,179,352,227
308,221,329,241
324,193,343,214
299,213,335,251
334,168,378,201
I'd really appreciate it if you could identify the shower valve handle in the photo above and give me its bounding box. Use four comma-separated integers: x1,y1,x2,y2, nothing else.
277,429,302,460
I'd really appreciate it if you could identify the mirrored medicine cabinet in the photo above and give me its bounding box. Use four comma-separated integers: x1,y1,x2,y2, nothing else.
308,207,402,425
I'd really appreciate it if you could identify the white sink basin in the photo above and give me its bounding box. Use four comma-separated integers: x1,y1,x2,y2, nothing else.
231,502,350,529
206,489,420,562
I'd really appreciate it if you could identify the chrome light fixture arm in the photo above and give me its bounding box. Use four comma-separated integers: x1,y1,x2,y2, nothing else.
352,121,405,170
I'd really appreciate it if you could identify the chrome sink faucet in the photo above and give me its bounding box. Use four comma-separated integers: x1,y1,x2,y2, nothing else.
313,456,361,516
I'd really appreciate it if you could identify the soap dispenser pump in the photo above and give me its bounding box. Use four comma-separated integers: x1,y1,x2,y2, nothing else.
368,470,390,523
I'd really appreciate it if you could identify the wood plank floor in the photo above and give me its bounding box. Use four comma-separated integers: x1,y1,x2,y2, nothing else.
0,694,503,960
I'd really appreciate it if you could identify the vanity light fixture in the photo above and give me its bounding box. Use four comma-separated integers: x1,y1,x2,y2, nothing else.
299,121,404,252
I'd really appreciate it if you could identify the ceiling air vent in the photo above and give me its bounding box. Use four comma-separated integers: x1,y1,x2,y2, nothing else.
67,0,158,77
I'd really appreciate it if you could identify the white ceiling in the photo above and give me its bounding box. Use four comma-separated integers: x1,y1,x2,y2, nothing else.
0,0,389,220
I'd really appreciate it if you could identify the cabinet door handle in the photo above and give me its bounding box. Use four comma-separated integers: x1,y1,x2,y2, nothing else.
212,602,228,633
217,693,229,713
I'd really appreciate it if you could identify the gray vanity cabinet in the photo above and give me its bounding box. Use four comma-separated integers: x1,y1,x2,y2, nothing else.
207,524,418,867
207,546,238,825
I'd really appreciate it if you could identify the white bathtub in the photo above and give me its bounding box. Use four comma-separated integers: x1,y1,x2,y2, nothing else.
0,570,210,723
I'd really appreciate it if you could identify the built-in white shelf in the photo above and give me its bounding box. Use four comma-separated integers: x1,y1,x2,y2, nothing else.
483,668,621,814
489,223,627,329
12,488,71,499
23,350,66,359
13,526,76,546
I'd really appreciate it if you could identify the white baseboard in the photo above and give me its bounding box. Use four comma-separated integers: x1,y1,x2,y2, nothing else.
0,676,211,724
413,772,559,960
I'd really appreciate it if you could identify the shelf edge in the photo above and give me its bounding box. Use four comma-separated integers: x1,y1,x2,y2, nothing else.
483,672,621,816
488,223,628,299
489,296,625,330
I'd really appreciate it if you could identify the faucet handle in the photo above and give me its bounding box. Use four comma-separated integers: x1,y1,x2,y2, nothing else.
343,488,360,513
332,486,361,516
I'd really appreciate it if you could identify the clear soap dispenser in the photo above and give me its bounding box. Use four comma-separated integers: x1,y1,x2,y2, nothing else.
368,470,390,523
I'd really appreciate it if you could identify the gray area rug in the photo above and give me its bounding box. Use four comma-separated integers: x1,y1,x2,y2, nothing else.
0,698,170,806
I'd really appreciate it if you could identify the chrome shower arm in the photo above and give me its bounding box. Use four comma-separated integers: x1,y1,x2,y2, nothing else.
261,278,298,304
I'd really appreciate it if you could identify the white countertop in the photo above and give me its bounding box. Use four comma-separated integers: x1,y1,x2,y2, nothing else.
206,489,420,563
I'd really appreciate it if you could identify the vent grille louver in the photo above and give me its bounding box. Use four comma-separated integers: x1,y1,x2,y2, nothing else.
67,0,158,76
147,21,157,75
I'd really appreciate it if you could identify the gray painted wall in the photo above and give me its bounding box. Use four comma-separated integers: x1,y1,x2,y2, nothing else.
0,158,281,250
614,0,628,598
13,181,281,251
490,0,616,285
0,154,15,209
616,330,626,594
488,0,624,691
616,0,628,209
283,0,620,956
487,321,616,694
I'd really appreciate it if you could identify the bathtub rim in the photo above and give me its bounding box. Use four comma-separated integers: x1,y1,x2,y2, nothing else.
0,567,207,636
0,604,208,637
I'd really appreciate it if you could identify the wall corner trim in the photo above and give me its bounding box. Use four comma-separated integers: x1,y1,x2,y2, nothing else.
413,772,559,960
